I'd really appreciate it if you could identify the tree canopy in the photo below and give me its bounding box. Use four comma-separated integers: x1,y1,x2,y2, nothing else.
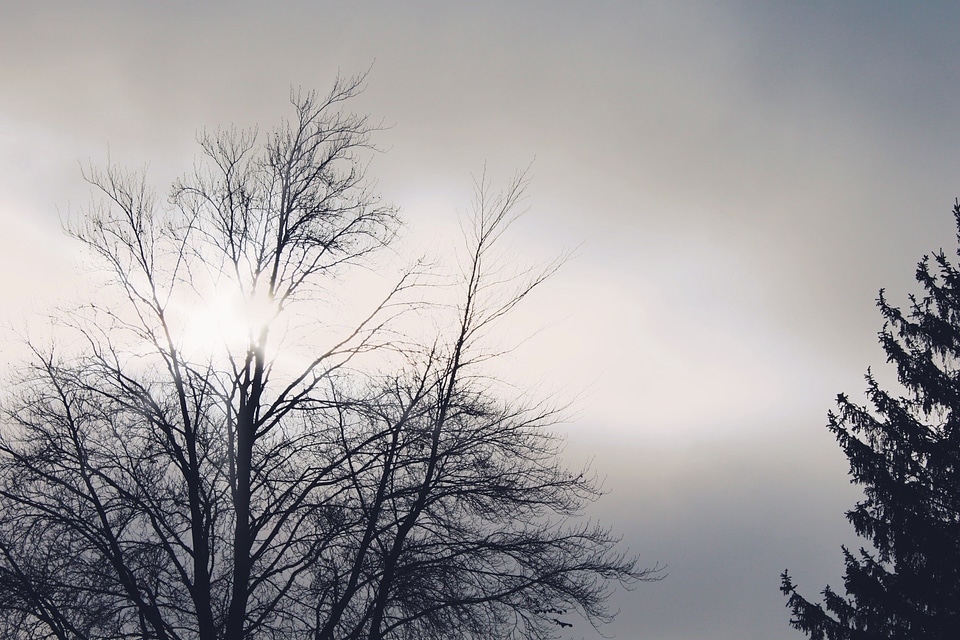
0,76,653,640
781,203,960,639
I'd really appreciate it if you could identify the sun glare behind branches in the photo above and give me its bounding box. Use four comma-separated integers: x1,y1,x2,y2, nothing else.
179,282,282,361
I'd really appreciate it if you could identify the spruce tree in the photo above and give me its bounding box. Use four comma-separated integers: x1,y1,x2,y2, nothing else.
780,203,960,639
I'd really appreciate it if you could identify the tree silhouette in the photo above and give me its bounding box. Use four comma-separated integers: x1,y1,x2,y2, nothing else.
781,203,960,639
0,75,654,640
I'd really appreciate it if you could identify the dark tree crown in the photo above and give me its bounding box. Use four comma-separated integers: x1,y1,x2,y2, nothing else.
781,201,960,640
0,78,656,640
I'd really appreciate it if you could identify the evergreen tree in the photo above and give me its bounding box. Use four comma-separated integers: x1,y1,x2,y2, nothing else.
781,203,960,639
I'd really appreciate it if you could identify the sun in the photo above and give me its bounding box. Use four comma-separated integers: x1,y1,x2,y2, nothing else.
180,284,280,359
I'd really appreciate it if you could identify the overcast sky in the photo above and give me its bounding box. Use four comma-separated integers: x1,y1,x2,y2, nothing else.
3,2,960,638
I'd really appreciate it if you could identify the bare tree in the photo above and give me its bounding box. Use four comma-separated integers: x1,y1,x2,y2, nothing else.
0,76,654,640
